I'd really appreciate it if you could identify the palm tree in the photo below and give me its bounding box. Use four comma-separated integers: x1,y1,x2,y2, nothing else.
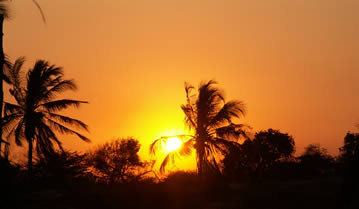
0,0,9,158
150,80,249,177
0,0,46,157
2,58,90,175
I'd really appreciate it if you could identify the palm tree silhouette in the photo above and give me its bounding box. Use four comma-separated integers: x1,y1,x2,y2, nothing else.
0,0,46,157
150,80,249,177
2,58,90,175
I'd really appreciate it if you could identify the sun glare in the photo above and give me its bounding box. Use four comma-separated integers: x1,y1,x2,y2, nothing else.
166,137,182,152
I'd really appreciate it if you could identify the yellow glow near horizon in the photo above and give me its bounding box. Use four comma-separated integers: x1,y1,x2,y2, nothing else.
166,137,182,152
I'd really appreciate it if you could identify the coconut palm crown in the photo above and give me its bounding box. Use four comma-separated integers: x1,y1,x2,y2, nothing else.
150,80,249,177
2,58,90,174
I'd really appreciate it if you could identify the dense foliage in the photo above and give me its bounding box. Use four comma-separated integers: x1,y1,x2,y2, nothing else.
87,138,154,184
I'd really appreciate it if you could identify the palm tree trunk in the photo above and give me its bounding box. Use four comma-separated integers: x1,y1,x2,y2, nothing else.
198,152,203,178
0,14,4,159
25,122,35,177
28,138,33,176
196,139,205,180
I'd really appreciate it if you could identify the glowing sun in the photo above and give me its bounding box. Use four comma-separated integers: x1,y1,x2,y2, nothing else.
166,137,182,152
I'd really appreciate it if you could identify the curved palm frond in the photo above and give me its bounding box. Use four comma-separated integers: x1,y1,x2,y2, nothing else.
35,121,63,157
149,138,162,155
26,61,64,106
159,153,170,173
1,113,22,133
182,82,196,130
4,102,22,115
181,104,196,130
5,56,25,85
159,152,177,174
208,137,241,155
40,99,88,112
216,123,251,140
3,54,15,84
32,0,46,24
209,100,246,127
5,57,26,105
151,135,194,173
0,0,9,18
178,138,194,156
150,135,193,155
46,112,89,131
13,119,25,146
46,118,90,142
40,79,77,102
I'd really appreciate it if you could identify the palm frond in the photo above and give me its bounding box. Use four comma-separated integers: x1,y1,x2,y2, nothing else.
0,0,9,18
26,61,65,106
40,99,88,112
13,120,25,146
46,118,90,142
182,82,197,130
32,0,46,24
196,80,226,126
159,154,170,173
216,123,251,140
178,138,194,156
5,56,25,86
3,54,14,84
35,122,63,157
149,138,163,155
4,102,22,115
181,104,197,130
159,153,179,174
40,79,77,102
209,137,241,155
1,113,22,133
209,100,246,126
5,57,26,104
47,112,89,131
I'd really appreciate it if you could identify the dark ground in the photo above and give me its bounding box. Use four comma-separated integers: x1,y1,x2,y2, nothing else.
2,177,348,209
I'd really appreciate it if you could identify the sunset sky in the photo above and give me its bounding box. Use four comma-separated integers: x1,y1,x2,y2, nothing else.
4,0,359,169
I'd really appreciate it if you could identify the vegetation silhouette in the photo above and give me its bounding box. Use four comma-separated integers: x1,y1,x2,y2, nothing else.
33,150,91,186
0,0,46,158
298,143,335,178
0,0,9,158
2,58,90,176
223,128,295,181
338,132,359,208
87,138,155,184
339,132,359,163
150,80,249,177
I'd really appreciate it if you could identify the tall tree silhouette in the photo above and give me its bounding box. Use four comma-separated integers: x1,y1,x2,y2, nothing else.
0,0,9,158
0,0,46,158
2,58,90,175
151,80,248,177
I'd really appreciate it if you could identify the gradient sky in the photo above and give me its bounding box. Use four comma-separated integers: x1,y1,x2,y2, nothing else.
4,0,359,168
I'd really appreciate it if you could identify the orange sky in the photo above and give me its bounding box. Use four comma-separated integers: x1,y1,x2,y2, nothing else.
4,0,359,169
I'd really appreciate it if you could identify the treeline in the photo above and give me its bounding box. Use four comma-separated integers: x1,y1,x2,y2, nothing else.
0,131,358,209
223,129,359,182
0,138,155,186
1,130,358,186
